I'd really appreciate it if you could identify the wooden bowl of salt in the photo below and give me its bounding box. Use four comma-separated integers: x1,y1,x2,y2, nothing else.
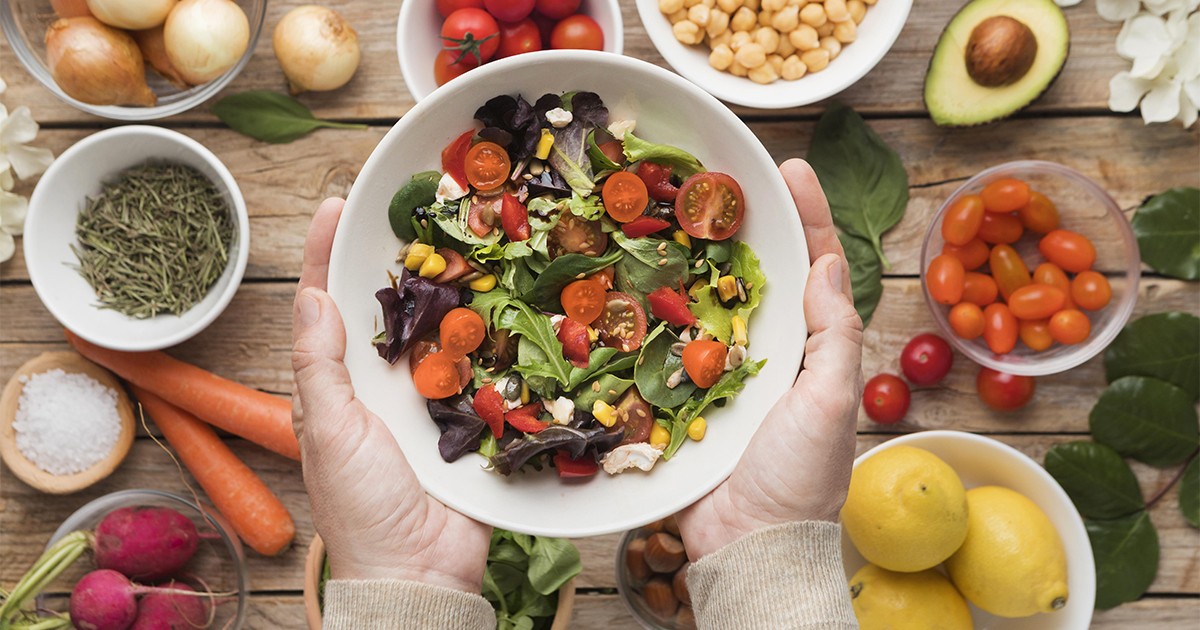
0,351,135,494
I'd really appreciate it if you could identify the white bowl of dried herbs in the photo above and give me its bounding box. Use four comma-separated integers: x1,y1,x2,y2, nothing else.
23,126,249,351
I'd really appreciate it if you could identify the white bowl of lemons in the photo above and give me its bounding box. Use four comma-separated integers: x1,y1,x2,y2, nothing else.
840,430,1095,630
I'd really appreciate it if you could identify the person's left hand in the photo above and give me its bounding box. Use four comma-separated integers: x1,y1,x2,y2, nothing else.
291,197,492,593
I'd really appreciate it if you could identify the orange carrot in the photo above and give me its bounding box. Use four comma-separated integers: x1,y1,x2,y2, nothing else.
66,330,300,460
133,386,295,556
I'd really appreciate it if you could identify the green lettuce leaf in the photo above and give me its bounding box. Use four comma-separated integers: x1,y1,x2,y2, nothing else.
729,241,765,323
568,192,605,220
688,285,733,344
621,132,705,178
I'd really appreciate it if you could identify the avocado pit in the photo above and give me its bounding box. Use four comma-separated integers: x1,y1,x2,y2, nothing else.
965,16,1038,87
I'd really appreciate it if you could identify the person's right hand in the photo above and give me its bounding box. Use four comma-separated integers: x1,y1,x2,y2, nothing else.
677,158,864,560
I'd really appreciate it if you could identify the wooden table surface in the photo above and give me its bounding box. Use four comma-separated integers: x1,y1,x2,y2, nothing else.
2,0,1198,627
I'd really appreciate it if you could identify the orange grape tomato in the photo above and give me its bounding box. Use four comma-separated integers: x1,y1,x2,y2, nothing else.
602,171,650,223
413,352,462,399
1007,284,1067,320
1017,191,1060,234
439,308,486,359
561,279,606,324
1019,318,1054,352
927,254,966,305
941,194,985,246
977,212,1024,244
464,141,511,190
1031,262,1075,309
1039,229,1096,273
1071,271,1112,311
961,272,999,306
942,238,991,270
980,178,1031,213
982,303,1019,354
1048,309,1091,345
989,244,1031,300
949,302,986,340
682,340,728,389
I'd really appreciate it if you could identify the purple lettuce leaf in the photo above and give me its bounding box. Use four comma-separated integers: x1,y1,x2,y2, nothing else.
427,394,488,463
570,92,608,129
375,268,460,364
489,421,624,476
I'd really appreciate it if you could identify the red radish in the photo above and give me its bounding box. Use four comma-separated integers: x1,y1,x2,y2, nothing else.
94,507,198,581
129,584,208,630
69,570,140,630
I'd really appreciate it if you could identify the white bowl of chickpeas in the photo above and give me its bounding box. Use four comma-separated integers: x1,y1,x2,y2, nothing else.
636,0,912,108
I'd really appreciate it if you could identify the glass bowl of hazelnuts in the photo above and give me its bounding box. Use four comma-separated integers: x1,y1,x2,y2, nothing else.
616,516,696,629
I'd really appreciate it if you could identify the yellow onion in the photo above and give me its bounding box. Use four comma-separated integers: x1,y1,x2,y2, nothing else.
132,25,189,89
45,17,157,106
273,6,360,94
51,0,92,18
86,0,175,30
163,0,249,85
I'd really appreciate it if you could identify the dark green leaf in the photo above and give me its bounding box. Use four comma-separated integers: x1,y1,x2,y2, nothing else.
1044,441,1144,519
838,233,883,328
634,323,697,408
388,178,437,241
489,562,527,595
211,91,366,144
1089,376,1200,467
1104,311,1200,401
489,539,530,567
1087,511,1159,610
572,374,633,411
1131,187,1200,280
612,232,691,311
527,537,582,595
520,249,623,311
806,102,908,269
1180,457,1199,528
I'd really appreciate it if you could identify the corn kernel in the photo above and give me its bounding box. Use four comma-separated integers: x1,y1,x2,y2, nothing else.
672,230,692,248
717,275,739,301
520,381,531,405
732,315,748,346
535,128,554,160
587,325,599,342
688,417,707,441
650,424,671,448
469,274,497,292
593,400,617,427
404,243,434,270
688,278,707,298
418,253,446,278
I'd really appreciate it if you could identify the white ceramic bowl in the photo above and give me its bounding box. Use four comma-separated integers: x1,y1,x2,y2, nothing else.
634,0,912,109
397,0,625,102
842,431,1096,630
24,126,249,351
328,50,809,537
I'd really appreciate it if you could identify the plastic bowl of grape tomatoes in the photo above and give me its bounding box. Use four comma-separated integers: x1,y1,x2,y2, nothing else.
398,0,624,102
327,50,807,537
920,160,1140,377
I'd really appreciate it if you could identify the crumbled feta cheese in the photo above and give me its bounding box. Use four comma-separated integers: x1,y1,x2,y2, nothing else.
502,396,523,412
601,443,664,475
607,119,636,138
546,107,573,128
549,314,565,333
435,172,468,203
550,397,575,425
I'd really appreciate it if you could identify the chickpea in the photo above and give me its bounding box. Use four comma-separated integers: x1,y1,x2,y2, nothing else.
848,0,866,22
776,33,796,57
781,54,807,80
824,0,849,21
710,29,733,47
688,4,711,26
683,0,702,7
799,3,826,27
742,0,760,10
762,0,786,11
758,9,774,26
734,41,767,68
786,0,805,6
833,18,856,42
709,43,735,69
768,53,784,73
667,8,689,23
754,26,780,53
701,0,716,7
660,0,685,13
673,19,703,44
748,61,780,84
800,47,830,72
730,6,757,30
817,21,835,36
717,0,743,12
707,8,730,36
729,59,750,76
788,23,819,49
862,0,875,7
771,5,800,31
730,30,753,50
819,35,841,60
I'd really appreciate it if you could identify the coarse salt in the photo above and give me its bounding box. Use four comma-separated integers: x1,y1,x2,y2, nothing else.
13,369,122,476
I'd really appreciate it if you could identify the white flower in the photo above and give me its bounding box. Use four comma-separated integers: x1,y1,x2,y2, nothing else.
0,102,55,263
1098,0,1142,22
1117,12,1176,77
1107,7,1199,127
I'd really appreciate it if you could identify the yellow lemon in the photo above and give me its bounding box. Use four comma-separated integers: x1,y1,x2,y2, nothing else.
944,486,1069,617
842,445,969,572
849,564,973,630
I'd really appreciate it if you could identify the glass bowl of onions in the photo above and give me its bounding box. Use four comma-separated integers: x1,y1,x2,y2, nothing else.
1,0,266,120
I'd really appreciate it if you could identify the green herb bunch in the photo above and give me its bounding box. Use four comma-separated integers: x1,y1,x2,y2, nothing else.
484,530,582,630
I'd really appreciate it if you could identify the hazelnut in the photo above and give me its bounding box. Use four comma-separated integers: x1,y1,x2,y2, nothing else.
965,16,1038,87
626,537,653,581
673,562,692,605
642,576,680,619
664,515,681,536
646,519,666,533
676,605,697,628
644,532,688,573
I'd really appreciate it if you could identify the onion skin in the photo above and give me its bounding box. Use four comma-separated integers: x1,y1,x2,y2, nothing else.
132,25,189,88
51,0,93,18
87,0,175,30
45,17,157,106
273,6,360,94
164,0,250,85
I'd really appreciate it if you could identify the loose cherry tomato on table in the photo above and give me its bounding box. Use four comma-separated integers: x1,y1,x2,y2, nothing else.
1039,229,1096,273
595,292,647,351
467,194,503,237
485,0,535,22
927,254,965,305
557,316,592,367
553,450,598,478
438,0,486,17
506,403,550,433
675,172,745,240
1071,270,1112,311
976,211,1023,244
976,367,1035,411
637,161,680,202
440,308,487,359
602,170,650,222
535,0,581,19
464,141,511,190
949,303,985,340
441,130,474,186
1018,318,1054,351
500,192,531,240
561,279,606,324
550,14,604,50
647,286,697,327
942,237,990,270
1006,284,1067,321
413,352,463,399
862,374,910,424
961,272,998,306
496,17,542,58
441,8,500,64
982,303,1019,354
548,214,607,258
1048,309,1091,344
980,178,1031,213
900,334,954,386
989,244,1030,300
1017,191,1059,234
1032,262,1075,310
473,385,507,437
620,215,671,238
941,194,985,246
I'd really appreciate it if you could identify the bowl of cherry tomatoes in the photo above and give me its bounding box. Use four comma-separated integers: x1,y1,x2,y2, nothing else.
920,160,1140,377
399,0,624,102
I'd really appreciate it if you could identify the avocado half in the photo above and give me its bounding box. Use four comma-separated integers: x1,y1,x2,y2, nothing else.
924,0,1069,127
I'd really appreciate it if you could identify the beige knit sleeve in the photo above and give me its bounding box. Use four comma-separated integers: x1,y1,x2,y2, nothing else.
687,521,858,630
322,579,497,630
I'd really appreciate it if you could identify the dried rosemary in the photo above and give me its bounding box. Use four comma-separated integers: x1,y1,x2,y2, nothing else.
71,163,235,318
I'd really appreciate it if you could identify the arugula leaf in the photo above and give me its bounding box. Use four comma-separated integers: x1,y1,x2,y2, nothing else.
1089,376,1200,467
1088,511,1159,610
729,241,765,323
635,323,697,408
621,132,705,178
565,347,633,389
1044,441,1145,519
1105,312,1200,400
612,232,691,310
839,233,883,328
500,258,536,295
1131,187,1199,280
475,240,535,262
521,249,624,311
528,536,582,595
515,336,561,400
211,91,366,144
473,292,574,387
663,358,766,459
688,285,733,344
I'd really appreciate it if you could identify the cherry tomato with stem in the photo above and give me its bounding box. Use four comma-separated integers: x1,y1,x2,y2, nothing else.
548,214,607,258
862,374,910,424
647,286,697,327
1006,284,1067,321
1039,229,1096,273
1071,271,1112,311
976,211,1023,244
941,194,985,246
561,279,606,324
942,238,990,270
550,14,603,49
989,244,1030,300
440,308,486,359
961,272,998,306
433,49,480,86
682,340,728,388
982,303,1019,354
980,178,1031,213
949,302,985,340
464,141,511,190
535,0,581,19
637,161,679,202
441,8,500,64
595,292,647,351
413,352,462,399
485,0,535,22
495,17,542,58
675,172,745,240
1019,318,1054,351
1017,191,1059,234
500,192,531,241
1048,309,1091,345
438,0,485,18
900,334,954,386
602,170,650,222
927,254,965,305
1032,262,1075,310
976,367,1035,411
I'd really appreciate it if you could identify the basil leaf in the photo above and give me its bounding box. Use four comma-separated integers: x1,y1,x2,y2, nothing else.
635,323,698,408
621,132,705,178
807,102,907,269
520,248,623,311
211,91,366,144
1181,457,1199,528
838,233,883,328
1105,311,1200,400
1131,187,1200,280
1087,511,1159,610
528,536,582,595
1044,441,1144,519
388,177,437,241
1089,376,1200,467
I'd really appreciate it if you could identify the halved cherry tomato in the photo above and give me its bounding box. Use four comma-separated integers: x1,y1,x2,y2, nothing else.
980,178,1031,213
440,308,486,359
862,374,910,424
612,387,652,444
433,248,473,283
1007,284,1067,321
977,212,1023,244
441,130,474,188
620,216,670,238
961,272,998,306
989,244,1030,300
602,171,650,222
675,172,745,240
413,352,462,399
548,214,607,258
1039,230,1096,273
637,162,679,203
464,141,511,190
1071,271,1112,311
467,194,503,237
409,340,472,388
595,291,647,352
682,340,727,389
1048,309,1090,345
506,403,549,433
557,316,591,368
553,450,598,478
647,286,697,327
433,50,480,87
1019,318,1054,351
1032,262,1075,310
927,254,965,305
949,302,985,340
500,192,531,241
496,17,542,58
982,303,1019,354
1017,191,1059,234
587,265,615,290
473,385,506,438
562,279,606,324
977,367,1035,411
441,8,500,64
900,334,953,386
942,238,990,270
941,194,985,246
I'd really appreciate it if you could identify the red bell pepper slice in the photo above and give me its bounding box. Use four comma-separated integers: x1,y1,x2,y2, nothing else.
441,130,473,189
557,317,591,368
472,385,506,438
505,403,550,433
501,192,531,241
553,450,598,478
647,286,697,327
637,161,679,202
621,216,671,239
